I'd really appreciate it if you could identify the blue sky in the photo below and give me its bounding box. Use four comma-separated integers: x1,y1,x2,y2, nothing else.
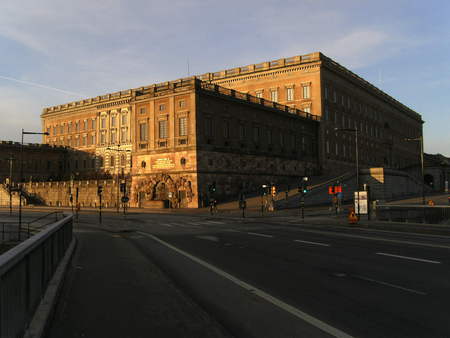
0,0,448,155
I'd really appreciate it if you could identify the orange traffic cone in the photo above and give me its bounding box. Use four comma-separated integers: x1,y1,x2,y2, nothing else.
348,207,358,224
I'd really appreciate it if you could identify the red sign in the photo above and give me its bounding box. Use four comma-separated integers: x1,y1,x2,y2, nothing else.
329,186,342,195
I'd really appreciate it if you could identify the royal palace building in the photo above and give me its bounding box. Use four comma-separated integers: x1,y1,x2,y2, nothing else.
41,52,423,208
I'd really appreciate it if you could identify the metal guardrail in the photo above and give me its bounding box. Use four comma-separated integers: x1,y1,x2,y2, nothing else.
0,211,63,242
0,214,73,338
375,204,450,224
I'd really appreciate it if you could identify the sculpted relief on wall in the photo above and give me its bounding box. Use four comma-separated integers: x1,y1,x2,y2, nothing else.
133,174,194,207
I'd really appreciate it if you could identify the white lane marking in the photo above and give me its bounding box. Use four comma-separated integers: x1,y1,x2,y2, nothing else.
196,235,220,242
376,252,441,264
288,228,450,250
137,231,354,338
203,220,225,225
161,223,173,227
294,239,330,247
352,274,427,296
247,232,274,238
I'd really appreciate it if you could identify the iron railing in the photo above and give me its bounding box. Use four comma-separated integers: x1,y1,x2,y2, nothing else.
0,214,73,338
375,204,450,224
0,211,63,242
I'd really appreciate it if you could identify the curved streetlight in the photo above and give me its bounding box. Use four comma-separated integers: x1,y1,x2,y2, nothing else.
404,136,425,205
19,129,50,239
335,127,360,216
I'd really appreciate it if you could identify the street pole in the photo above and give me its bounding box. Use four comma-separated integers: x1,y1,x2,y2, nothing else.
356,128,360,217
18,129,49,239
99,193,102,224
420,136,425,206
19,129,24,240
8,156,13,216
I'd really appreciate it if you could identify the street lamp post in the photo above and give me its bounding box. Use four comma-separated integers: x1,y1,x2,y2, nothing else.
106,144,131,213
19,129,49,239
3,155,15,216
335,128,360,216
405,136,425,205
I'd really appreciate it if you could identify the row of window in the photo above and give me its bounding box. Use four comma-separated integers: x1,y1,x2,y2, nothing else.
49,113,129,137
255,84,311,103
139,117,187,142
138,100,187,115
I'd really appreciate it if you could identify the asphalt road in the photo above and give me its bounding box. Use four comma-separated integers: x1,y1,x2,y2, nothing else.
120,213,450,338
5,210,450,337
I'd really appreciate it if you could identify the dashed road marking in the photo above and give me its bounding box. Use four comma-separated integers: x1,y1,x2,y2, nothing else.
352,274,427,295
247,232,274,238
294,239,330,247
376,252,441,264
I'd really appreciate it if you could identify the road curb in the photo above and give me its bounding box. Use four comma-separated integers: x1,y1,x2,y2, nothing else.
24,237,78,338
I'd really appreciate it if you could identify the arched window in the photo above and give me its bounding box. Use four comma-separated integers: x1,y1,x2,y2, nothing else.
141,161,146,168
121,155,126,167
110,155,115,167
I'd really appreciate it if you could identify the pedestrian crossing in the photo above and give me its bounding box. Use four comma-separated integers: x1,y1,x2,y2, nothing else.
158,219,227,229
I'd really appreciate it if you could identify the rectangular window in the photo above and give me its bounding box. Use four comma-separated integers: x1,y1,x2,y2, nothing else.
121,128,127,142
111,130,116,144
121,114,127,125
100,132,106,145
324,107,329,120
82,135,87,146
303,85,310,99
268,129,272,145
256,91,263,98
223,120,230,138
179,100,186,108
111,115,116,127
53,126,57,135
75,121,80,132
91,119,96,130
179,117,187,136
324,86,328,100
60,125,64,134
253,127,259,142
286,88,294,101
47,127,51,135
239,124,245,140
333,90,337,102
159,120,168,139
326,140,330,153
159,104,165,111
139,107,146,114
101,117,106,129
75,137,80,147
205,118,212,137
91,134,96,145
270,90,278,102
83,120,88,130
139,123,148,141
68,137,72,147
303,106,311,114
335,143,339,155
68,122,72,133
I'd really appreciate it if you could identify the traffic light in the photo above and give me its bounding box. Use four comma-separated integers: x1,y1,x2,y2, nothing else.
209,182,216,193
271,185,276,196
97,185,103,195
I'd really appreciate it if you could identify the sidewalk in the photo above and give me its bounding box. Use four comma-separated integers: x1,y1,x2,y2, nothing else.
46,223,231,338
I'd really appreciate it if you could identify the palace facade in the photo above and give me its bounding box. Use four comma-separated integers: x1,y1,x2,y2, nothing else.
41,79,319,207
203,52,423,172
40,52,423,208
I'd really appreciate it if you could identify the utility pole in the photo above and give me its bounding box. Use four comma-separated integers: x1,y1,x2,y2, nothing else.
4,155,15,216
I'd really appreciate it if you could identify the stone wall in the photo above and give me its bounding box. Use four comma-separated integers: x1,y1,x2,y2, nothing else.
21,179,131,208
